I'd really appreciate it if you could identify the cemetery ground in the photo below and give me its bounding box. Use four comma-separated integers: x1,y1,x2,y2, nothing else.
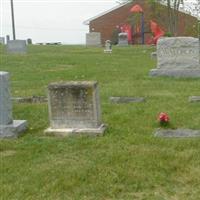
0,44,200,200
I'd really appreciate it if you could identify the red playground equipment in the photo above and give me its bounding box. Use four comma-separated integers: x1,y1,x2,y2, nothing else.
119,4,165,45
149,20,165,44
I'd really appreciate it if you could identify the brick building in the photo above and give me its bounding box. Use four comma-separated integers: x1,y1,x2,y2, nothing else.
83,0,197,45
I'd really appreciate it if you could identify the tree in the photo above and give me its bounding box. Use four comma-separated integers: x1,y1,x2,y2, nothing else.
118,0,200,62
163,0,184,35
183,0,200,63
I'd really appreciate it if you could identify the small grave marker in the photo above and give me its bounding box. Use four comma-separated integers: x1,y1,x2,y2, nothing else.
104,40,112,53
118,33,128,46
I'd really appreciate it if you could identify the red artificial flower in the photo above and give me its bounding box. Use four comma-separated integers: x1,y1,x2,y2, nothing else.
158,112,170,123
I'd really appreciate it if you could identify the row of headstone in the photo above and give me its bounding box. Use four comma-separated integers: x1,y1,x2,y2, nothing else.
86,32,128,47
0,36,32,54
1,70,199,138
150,36,200,136
0,72,105,138
0,36,32,45
7,40,27,54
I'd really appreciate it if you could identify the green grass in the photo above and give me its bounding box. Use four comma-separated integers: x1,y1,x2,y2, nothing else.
0,44,200,200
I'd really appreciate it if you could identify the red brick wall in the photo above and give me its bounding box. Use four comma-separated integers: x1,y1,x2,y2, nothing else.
89,1,197,45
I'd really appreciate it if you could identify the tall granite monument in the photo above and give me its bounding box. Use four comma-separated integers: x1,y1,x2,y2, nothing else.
149,37,200,77
45,81,105,136
0,72,27,138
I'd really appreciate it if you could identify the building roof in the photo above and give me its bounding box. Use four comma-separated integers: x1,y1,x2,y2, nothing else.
83,1,197,25
83,2,129,25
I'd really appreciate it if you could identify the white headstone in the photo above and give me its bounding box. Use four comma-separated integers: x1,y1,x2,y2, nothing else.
118,33,128,46
104,40,112,53
45,81,105,136
7,40,27,54
150,37,200,77
86,32,101,46
0,72,27,138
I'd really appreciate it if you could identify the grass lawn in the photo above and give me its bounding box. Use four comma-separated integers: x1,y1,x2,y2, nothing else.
0,45,200,200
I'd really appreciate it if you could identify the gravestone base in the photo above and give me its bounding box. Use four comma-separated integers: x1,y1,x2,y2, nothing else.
149,69,200,78
104,49,112,53
45,124,106,136
0,120,27,138
189,96,200,102
155,129,200,138
110,96,145,103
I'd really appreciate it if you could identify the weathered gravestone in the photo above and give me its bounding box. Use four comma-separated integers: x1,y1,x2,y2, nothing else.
0,37,5,45
118,33,128,46
6,35,10,44
27,38,32,45
0,72,27,138
86,32,101,46
104,40,112,53
7,40,27,54
45,81,105,136
149,37,200,77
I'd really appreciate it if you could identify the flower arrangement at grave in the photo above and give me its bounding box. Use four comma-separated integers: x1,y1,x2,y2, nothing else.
158,112,170,126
